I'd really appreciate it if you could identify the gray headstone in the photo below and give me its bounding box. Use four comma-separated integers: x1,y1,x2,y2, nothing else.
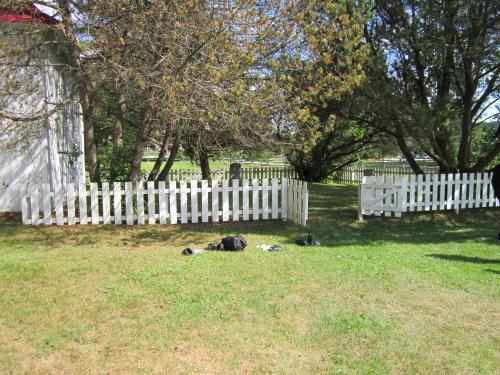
229,163,241,180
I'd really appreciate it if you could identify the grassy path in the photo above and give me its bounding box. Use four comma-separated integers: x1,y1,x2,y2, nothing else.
0,184,499,374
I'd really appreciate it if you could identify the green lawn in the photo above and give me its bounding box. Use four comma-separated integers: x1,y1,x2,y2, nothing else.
0,184,499,374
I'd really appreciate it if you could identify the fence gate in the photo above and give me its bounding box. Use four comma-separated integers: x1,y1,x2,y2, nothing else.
358,176,404,219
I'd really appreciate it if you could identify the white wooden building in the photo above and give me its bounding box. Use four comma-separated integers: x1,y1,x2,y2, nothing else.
0,5,85,212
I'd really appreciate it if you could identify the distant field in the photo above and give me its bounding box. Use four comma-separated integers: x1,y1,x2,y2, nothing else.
141,160,289,173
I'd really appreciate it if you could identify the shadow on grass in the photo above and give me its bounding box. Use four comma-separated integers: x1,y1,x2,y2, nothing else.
485,269,500,275
426,254,500,264
1,183,499,249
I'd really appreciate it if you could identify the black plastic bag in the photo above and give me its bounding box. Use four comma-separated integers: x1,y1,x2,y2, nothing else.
221,236,247,251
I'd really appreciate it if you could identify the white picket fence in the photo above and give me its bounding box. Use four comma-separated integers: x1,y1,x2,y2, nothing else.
337,164,440,184
159,167,297,181
358,172,499,219
21,178,308,227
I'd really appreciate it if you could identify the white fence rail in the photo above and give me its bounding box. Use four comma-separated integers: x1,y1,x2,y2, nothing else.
22,178,308,227
337,164,439,184
358,173,499,219
159,167,297,181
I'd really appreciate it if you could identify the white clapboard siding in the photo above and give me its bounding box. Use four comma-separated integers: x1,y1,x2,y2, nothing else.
21,179,308,227
43,184,52,225
359,173,499,218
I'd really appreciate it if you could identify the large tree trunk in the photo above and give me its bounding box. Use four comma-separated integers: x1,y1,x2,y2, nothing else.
148,130,171,181
156,134,181,181
126,118,151,182
113,88,126,152
394,125,423,174
199,147,211,182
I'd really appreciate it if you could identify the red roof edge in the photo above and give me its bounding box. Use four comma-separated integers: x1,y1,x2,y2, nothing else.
0,3,58,25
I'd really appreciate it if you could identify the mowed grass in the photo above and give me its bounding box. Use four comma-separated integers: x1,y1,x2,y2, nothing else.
0,184,499,374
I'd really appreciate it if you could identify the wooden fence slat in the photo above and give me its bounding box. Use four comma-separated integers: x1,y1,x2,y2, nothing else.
409,175,416,212
201,180,209,223
158,181,167,224
137,182,145,225
468,173,475,209
89,183,99,225
147,181,155,225
169,181,177,224
416,174,423,211
445,174,454,210
212,180,219,222
125,182,134,225
252,179,259,220
222,180,229,221
67,183,75,225
42,183,52,225
191,180,198,223
460,174,468,210
102,182,110,224
439,174,446,211
242,179,249,220
180,180,188,224
273,178,280,219
432,174,439,211
453,173,461,213
475,173,482,208
481,172,489,207
79,183,88,225
424,175,431,211
262,178,269,219
113,182,121,224
232,179,239,222
281,178,288,220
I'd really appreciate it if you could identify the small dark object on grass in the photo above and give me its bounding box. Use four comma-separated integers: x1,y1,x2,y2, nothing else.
296,231,321,246
269,245,282,252
182,247,203,255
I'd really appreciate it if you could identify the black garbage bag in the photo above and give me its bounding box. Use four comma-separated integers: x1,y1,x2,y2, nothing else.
221,236,247,251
